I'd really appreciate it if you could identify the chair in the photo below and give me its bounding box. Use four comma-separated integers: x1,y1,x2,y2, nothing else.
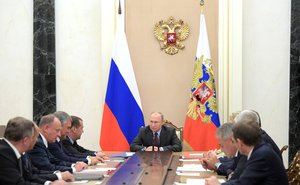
281,145,289,154
0,125,6,137
287,150,300,185
164,120,183,141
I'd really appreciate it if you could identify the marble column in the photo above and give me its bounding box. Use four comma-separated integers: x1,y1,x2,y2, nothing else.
33,0,56,123
289,0,300,162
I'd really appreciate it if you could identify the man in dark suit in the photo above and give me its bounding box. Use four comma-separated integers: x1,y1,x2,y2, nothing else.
0,116,66,185
205,121,288,185
28,114,87,173
22,123,74,184
130,112,182,152
234,109,282,161
48,111,101,165
62,115,105,159
22,153,74,184
202,123,247,180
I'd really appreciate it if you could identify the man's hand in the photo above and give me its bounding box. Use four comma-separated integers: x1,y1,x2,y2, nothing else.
96,152,106,158
61,171,74,182
89,156,100,165
201,150,220,171
51,180,67,185
203,150,217,158
145,146,158,151
74,161,87,172
205,176,221,185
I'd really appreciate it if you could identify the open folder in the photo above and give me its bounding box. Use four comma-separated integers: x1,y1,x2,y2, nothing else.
73,170,105,181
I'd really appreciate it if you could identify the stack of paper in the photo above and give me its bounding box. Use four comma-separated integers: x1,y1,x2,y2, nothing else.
177,164,209,172
109,152,135,158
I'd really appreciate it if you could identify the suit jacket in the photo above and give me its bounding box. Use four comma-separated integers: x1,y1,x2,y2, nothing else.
48,140,88,164
28,134,74,173
22,153,58,184
261,129,282,161
0,139,36,185
130,125,182,152
216,156,234,176
217,156,234,176
223,142,288,185
62,136,96,156
217,153,247,180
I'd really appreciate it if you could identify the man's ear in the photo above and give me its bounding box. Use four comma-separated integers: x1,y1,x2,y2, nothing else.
43,124,49,133
71,127,76,132
236,138,243,147
22,136,31,145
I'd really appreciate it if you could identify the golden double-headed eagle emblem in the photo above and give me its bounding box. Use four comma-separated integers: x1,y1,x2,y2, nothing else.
154,17,189,55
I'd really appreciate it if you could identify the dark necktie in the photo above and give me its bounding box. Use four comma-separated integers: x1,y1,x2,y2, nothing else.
18,157,23,176
22,154,30,171
153,132,158,146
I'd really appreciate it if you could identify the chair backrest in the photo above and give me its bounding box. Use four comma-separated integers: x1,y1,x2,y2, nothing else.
0,125,6,137
281,145,289,154
287,150,300,184
164,120,183,142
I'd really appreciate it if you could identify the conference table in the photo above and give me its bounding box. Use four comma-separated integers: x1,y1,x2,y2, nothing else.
68,151,223,185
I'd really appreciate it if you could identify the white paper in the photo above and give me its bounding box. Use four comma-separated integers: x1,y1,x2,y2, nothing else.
96,162,107,166
103,159,125,163
124,152,135,157
188,153,203,156
176,171,200,176
95,167,116,171
173,182,187,185
68,180,88,184
79,167,116,173
186,178,225,185
179,158,200,162
177,164,209,172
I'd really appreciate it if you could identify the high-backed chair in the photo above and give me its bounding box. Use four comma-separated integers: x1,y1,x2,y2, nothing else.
287,150,300,184
281,145,289,154
164,120,183,142
0,125,6,137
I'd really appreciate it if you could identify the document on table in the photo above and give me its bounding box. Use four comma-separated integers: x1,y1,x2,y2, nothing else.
186,178,226,184
176,171,200,176
179,158,200,162
68,180,88,184
103,159,125,163
177,164,210,172
109,152,135,158
79,167,116,173
188,153,203,157
174,178,225,185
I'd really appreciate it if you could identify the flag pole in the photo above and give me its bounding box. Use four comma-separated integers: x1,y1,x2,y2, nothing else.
200,0,204,13
118,0,122,15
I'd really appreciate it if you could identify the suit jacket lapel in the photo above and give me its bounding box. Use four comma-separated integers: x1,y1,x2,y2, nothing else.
145,126,154,146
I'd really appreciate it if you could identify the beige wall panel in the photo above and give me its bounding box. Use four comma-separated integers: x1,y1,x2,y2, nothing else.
126,0,218,126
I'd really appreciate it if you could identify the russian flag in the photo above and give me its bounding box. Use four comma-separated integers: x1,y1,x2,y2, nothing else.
183,13,220,151
100,12,144,151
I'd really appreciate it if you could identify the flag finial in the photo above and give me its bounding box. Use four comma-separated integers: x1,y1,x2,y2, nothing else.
118,0,122,15
200,0,204,13
200,0,204,6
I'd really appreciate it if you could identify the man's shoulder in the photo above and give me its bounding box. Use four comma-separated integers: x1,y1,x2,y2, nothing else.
0,139,7,148
139,125,150,132
62,137,72,145
161,124,176,132
0,139,12,155
252,142,277,158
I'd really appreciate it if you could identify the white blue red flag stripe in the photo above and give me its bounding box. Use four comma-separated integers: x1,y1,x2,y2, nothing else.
100,13,144,151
